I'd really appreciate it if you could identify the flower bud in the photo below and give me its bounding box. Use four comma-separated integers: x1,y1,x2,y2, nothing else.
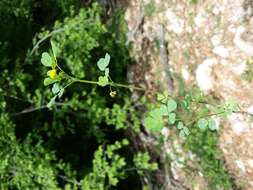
110,91,116,98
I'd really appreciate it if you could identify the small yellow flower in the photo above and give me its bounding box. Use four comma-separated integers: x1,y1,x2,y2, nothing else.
48,69,57,79
110,91,116,98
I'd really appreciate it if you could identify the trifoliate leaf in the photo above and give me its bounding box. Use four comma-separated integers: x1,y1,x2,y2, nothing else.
41,52,52,67
183,126,190,136
197,118,208,130
208,118,218,131
167,99,177,112
160,105,168,116
52,83,60,94
157,91,168,103
44,78,57,86
144,108,164,132
97,53,110,71
168,113,176,124
177,122,184,129
145,116,164,131
157,93,164,101
98,76,109,87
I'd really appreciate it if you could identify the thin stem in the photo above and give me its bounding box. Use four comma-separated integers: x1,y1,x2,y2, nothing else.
72,78,146,91
2,93,33,104
57,175,81,187
72,79,99,85
185,111,225,126
109,82,145,91
12,102,65,116
233,110,253,117
29,28,64,56
54,59,148,92
56,62,66,74
62,80,76,90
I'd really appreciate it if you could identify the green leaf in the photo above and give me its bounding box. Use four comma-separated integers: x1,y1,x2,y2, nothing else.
52,83,60,94
105,53,110,64
179,130,186,140
144,108,164,131
157,91,168,103
177,122,184,129
144,116,164,131
160,105,168,116
98,76,109,87
44,78,57,86
167,99,177,112
122,139,129,146
47,95,57,108
157,93,164,101
197,118,208,130
105,68,109,77
51,58,56,69
181,100,188,110
183,126,190,136
50,40,58,59
97,53,110,71
208,118,218,131
58,88,64,98
41,52,52,67
168,113,176,124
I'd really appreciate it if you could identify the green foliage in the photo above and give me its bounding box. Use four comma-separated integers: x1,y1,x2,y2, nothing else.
133,152,158,175
0,2,152,189
167,99,177,112
145,92,179,132
176,89,238,189
41,52,52,67
81,140,128,190
49,4,106,79
0,113,60,189
1,0,249,189
98,76,109,87
97,53,110,71
197,118,208,130
185,127,237,190
145,94,192,140
145,108,165,131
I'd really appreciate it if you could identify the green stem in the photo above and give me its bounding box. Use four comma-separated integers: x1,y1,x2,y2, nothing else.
185,111,225,126
109,82,145,91
62,80,76,90
56,62,67,74
55,61,147,92
29,28,64,56
72,79,99,85
72,78,146,91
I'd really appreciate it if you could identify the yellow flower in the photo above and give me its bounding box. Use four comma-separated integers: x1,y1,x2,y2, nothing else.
48,69,57,79
110,91,116,98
